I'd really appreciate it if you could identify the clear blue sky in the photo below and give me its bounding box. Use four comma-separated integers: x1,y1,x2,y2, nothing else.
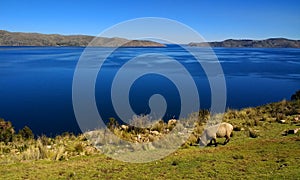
1,0,299,42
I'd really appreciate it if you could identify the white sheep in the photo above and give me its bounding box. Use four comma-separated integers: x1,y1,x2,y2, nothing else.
198,122,233,147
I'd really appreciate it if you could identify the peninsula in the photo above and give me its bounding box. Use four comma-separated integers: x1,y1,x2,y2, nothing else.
189,38,300,48
1,30,299,48
0,30,165,47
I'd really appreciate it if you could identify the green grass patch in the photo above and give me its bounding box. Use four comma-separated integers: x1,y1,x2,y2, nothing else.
0,99,300,179
0,136,299,179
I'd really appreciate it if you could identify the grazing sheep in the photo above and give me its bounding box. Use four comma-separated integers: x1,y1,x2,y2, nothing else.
198,122,233,147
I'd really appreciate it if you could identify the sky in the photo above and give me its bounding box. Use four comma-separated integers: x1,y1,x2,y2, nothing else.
0,0,299,43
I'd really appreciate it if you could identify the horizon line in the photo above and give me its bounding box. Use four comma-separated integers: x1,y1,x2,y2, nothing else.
1,29,300,44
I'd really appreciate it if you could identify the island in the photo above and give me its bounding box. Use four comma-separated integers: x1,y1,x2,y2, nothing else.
189,38,300,48
0,30,165,47
2,30,300,48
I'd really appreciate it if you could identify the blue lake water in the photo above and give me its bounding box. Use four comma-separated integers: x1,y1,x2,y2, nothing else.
0,46,299,136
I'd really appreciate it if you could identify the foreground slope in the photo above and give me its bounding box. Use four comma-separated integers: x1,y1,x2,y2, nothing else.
0,99,300,179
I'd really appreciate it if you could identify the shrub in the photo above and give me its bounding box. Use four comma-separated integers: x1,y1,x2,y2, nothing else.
54,146,65,161
107,117,119,131
74,142,85,153
246,120,254,127
130,115,152,128
39,135,51,146
0,119,15,143
21,145,40,161
291,90,300,101
18,126,34,140
129,115,152,134
37,139,49,159
186,134,198,145
150,120,165,133
254,119,262,126
198,109,210,125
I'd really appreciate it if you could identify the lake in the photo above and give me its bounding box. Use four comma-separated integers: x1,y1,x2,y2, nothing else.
0,46,299,136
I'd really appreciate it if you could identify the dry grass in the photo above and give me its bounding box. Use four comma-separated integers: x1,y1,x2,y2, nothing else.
0,99,300,179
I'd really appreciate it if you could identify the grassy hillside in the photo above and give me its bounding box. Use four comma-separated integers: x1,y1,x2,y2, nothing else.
189,38,300,48
1,136,299,179
0,99,300,179
0,30,165,47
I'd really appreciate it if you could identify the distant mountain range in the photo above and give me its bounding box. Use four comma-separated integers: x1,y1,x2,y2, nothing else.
1,30,299,48
189,38,300,48
0,30,165,47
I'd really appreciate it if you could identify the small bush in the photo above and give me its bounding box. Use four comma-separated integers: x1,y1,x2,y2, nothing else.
246,120,254,127
0,143,11,154
291,90,300,101
37,139,49,159
74,142,85,153
151,120,165,133
54,146,66,161
254,119,262,126
0,119,15,143
22,146,40,161
130,115,152,128
186,134,198,145
198,109,210,125
39,135,51,146
107,117,119,131
18,126,34,140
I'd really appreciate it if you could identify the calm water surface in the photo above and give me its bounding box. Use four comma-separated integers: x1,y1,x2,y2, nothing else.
0,46,299,135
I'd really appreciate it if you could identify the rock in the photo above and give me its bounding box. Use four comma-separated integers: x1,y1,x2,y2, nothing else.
249,129,259,138
150,131,160,136
282,128,300,135
168,119,177,126
120,125,129,131
279,120,286,124
288,128,299,134
167,119,177,131
282,131,288,136
137,134,141,141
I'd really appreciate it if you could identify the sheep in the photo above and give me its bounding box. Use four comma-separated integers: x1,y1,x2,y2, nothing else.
198,122,233,147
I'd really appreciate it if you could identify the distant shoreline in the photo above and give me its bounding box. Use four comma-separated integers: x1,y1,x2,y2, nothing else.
1,30,300,48
189,38,300,48
0,30,165,47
